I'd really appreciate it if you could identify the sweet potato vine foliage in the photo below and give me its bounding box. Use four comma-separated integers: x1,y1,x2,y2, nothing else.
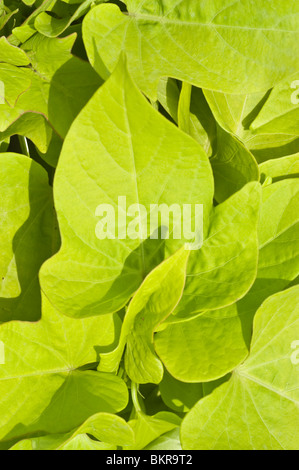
0,0,298,451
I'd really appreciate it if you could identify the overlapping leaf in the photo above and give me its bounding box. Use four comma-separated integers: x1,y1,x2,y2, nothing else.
0,153,58,322
154,179,299,382
40,57,213,319
181,286,299,450
83,0,299,99
0,33,102,153
99,247,189,384
204,72,299,158
0,0,298,452
0,294,126,443
10,413,134,450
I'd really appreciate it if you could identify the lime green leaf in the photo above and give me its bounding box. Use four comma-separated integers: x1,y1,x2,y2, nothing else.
204,72,299,156
0,34,102,151
0,36,30,65
83,1,299,100
99,247,189,384
159,84,259,201
250,72,299,139
219,178,299,334
155,307,249,383
258,179,299,285
181,286,299,450
210,126,259,203
155,179,298,383
157,78,180,124
40,56,213,319
159,370,203,412
203,89,266,138
21,32,76,77
175,182,261,316
144,428,182,450
125,411,181,450
12,24,36,44
260,153,299,183
0,153,58,322
58,435,115,450
0,295,126,443
0,114,52,154
10,412,134,450
34,0,101,37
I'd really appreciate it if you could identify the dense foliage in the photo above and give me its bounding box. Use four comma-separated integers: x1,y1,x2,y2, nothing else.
0,0,298,450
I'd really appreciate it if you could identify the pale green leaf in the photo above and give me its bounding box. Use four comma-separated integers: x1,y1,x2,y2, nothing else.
0,34,102,151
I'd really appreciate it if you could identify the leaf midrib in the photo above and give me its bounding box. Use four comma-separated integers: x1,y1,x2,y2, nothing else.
127,12,297,34
0,367,75,381
236,370,299,405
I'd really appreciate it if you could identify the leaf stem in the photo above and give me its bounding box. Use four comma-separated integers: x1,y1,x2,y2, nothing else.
131,382,143,414
178,81,192,133
18,136,30,157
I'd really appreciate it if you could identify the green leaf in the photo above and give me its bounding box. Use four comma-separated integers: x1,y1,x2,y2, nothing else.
181,286,299,450
10,412,134,450
210,126,259,202
216,178,299,337
34,0,100,37
257,179,299,286
0,36,30,65
158,84,217,157
0,153,58,322
99,247,189,384
210,126,260,202
159,370,203,412
40,56,213,319
0,114,52,155
157,78,180,124
204,72,299,157
260,153,299,183
174,182,261,316
144,428,182,450
125,411,181,450
155,307,249,383
0,34,102,151
0,294,126,443
203,88,266,138
83,1,299,100
56,435,115,450
159,84,259,201
155,179,299,383
250,72,299,141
